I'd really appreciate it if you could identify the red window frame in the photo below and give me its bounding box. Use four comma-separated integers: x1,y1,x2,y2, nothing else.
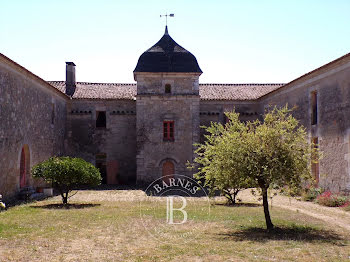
163,121,174,141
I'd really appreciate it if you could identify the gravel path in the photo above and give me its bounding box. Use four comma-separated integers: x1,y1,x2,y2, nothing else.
238,190,350,232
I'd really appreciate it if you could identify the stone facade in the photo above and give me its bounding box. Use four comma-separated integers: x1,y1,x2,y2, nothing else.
0,54,67,198
66,99,136,184
1,30,350,198
135,73,200,183
261,55,350,192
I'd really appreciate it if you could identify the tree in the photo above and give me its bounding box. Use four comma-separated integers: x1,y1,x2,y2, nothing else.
32,157,101,204
194,106,318,230
193,112,253,205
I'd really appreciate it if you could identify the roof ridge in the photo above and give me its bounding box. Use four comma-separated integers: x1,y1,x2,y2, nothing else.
77,82,136,85
48,81,284,86
199,83,285,86
0,55,68,99
48,81,137,86
259,52,350,100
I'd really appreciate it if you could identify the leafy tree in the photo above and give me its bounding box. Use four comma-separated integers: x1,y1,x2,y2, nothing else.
194,106,318,230
193,113,253,205
32,157,101,204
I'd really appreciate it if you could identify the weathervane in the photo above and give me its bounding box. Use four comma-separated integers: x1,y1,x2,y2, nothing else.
160,13,174,26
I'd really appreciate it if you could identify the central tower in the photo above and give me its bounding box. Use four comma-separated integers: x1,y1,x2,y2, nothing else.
134,26,202,183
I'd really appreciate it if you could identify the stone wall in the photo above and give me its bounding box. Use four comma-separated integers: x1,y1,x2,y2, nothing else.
199,101,261,142
135,73,200,183
261,57,350,192
66,99,137,184
0,55,67,198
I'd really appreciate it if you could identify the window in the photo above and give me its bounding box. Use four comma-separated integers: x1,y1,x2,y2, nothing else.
163,121,174,141
311,91,318,125
311,137,319,185
96,111,106,128
51,103,55,125
165,84,171,94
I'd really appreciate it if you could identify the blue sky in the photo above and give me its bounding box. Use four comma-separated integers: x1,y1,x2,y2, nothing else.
1,0,349,83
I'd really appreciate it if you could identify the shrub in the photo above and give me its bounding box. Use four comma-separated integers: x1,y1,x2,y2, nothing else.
316,191,349,207
302,187,324,202
32,157,101,204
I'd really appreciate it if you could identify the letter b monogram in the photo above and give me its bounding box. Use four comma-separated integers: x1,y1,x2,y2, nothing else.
166,196,187,224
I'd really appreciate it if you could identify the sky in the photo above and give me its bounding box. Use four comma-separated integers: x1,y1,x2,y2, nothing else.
1,0,349,84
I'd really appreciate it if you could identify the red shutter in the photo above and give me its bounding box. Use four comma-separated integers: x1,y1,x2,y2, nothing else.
163,121,174,141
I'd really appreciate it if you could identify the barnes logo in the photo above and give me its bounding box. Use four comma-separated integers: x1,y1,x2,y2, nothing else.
150,177,201,196
139,174,210,242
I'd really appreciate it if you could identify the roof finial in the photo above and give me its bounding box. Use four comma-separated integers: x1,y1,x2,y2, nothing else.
160,13,174,33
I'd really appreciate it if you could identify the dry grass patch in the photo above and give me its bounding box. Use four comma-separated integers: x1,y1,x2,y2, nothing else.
0,190,349,262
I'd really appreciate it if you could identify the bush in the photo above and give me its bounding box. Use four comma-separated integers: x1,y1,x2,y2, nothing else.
316,191,349,207
32,157,101,204
301,187,324,202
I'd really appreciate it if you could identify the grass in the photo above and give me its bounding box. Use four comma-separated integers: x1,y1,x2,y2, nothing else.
0,190,349,262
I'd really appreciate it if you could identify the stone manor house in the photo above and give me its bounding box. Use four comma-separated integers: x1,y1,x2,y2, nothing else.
1,26,350,198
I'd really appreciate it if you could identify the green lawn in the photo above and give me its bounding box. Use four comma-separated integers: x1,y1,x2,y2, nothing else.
0,190,349,262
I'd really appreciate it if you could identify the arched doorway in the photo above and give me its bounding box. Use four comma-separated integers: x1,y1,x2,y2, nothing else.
162,160,174,184
20,145,30,188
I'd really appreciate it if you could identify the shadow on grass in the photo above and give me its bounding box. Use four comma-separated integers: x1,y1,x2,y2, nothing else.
31,203,101,209
79,184,140,191
218,225,345,243
215,202,261,207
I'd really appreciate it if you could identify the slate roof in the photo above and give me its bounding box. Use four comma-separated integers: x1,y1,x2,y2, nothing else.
133,26,202,73
48,81,284,101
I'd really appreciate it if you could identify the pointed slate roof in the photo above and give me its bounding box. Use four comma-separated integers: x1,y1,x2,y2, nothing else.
134,26,202,73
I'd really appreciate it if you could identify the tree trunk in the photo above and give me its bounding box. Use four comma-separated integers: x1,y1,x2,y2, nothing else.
224,189,235,205
61,192,68,205
262,187,274,230
224,189,240,205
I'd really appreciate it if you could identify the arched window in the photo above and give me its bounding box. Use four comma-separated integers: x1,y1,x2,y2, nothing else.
165,84,171,94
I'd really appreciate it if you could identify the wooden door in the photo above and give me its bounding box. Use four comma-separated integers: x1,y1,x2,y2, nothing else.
162,161,174,184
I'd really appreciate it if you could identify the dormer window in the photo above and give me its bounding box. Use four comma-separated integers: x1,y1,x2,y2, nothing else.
165,84,171,94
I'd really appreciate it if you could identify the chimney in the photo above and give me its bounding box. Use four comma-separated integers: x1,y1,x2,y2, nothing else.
65,62,76,96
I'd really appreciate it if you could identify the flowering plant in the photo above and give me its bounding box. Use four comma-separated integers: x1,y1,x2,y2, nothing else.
316,191,349,207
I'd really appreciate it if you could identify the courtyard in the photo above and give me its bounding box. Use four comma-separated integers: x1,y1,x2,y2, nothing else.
0,189,349,262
